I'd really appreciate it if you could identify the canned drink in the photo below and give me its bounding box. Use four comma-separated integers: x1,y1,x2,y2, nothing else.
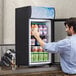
32,46,38,52
38,46,43,52
43,52,48,61
31,38,35,45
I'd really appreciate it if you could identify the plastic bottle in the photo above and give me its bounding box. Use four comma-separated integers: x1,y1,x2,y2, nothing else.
34,24,38,31
11,56,16,70
31,24,38,31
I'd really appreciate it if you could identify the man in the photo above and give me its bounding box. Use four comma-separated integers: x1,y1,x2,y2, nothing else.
32,17,76,76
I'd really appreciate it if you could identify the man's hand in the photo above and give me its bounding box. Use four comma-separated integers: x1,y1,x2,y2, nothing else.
31,28,40,38
31,25,45,47
31,24,40,38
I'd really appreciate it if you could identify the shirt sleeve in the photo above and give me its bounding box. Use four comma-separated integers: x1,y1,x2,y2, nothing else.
43,38,70,53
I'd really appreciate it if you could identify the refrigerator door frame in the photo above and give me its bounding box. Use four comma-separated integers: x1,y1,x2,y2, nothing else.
29,18,52,66
52,18,67,64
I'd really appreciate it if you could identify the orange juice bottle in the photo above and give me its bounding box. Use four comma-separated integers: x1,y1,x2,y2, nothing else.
31,24,38,30
34,24,38,31
31,24,35,28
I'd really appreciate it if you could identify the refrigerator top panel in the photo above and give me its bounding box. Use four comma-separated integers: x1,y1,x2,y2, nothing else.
31,6,55,19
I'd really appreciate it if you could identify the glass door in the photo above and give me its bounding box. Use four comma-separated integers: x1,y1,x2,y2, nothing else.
29,19,51,65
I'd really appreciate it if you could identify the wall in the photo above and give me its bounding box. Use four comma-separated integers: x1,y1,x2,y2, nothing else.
0,0,3,44
0,0,4,60
3,0,76,44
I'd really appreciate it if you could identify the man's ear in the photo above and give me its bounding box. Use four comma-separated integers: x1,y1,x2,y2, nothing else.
70,26,74,33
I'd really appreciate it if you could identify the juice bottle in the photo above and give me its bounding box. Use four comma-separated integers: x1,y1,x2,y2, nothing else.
34,24,38,31
31,24,38,31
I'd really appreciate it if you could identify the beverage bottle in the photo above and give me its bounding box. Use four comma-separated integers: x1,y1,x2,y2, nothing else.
34,24,38,31
43,25,47,35
11,56,16,70
38,25,43,35
31,24,38,31
31,24,35,28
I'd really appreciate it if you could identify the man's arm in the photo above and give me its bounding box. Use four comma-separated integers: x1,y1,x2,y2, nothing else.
31,29,45,47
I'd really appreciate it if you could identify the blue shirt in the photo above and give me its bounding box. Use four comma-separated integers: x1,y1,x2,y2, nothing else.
43,35,76,74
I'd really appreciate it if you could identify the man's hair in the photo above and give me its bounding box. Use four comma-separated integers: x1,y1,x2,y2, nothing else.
64,17,76,32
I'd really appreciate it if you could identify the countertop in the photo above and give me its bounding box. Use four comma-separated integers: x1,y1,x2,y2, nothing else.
0,64,62,75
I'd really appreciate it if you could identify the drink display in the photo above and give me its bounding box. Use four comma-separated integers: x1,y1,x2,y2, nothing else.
31,22,49,63
16,6,55,66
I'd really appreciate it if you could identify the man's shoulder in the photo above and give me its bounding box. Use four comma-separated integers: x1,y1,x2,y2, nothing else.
57,37,70,46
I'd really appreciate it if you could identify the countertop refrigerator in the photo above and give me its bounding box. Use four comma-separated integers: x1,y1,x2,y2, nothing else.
15,6,55,66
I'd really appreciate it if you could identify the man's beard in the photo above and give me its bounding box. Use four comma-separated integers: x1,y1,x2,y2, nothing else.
67,33,72,36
